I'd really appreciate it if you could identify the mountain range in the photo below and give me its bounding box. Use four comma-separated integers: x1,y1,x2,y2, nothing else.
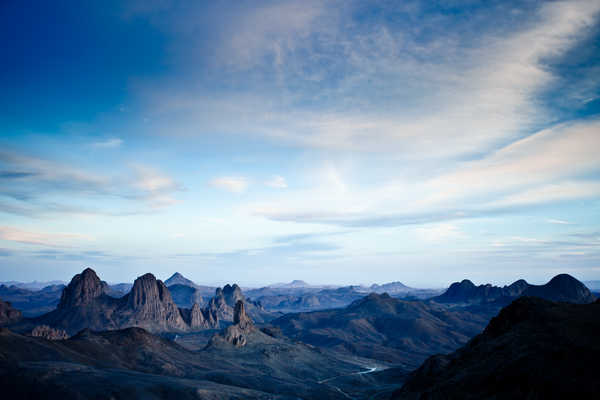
434,273,595,305
1,268,598,398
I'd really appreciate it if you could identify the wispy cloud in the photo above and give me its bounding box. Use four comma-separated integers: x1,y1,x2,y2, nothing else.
547,219,571,225
91,138,123,148
265,175,287,189
210,176,249,193
0,150,183,216
0,226,92,247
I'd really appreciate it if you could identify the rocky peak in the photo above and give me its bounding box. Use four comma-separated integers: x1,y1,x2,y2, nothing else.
164,272,196,287
58,268,108,309
127,273,175,310
524,274,596,304
233,300,253,329
122,273,188,332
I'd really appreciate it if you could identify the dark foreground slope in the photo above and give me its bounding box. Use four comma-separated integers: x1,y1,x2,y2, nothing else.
0,302,371,399
393,297,600,399
272,293,488,367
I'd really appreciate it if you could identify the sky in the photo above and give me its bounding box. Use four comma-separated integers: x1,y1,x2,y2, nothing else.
1,0,599,287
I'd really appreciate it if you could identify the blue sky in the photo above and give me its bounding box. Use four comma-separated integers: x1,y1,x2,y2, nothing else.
1,0,599,287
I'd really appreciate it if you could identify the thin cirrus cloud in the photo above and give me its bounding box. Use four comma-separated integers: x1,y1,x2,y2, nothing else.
0,150,183,216
135,0,599,161
0,226,91,247
249,118,600,228
209,176,249,193
91,138,123,148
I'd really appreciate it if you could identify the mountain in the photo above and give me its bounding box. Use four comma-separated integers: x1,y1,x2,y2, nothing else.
168,283,205,307
0,284,64,317
164,272,197,287
0,326,293,399
0,299,21,325
268,280,311,288
13,268,219,335
0,280,65,291
0,302,376,399
271,292,489,367
208,283,277,323
105,282,132,297
434,274,595,305
393,297,600,399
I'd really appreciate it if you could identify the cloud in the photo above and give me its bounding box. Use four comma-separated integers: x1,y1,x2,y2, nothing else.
0,226,91,247
91,138,123,148
265,175,287,189
137,0,600,159
210,176,249,193
130,165,182,208
547,219,571,225
0,150,183,216
249,117,600,228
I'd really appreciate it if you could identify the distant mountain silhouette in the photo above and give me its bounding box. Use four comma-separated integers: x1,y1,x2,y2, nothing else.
272,292,489,366
394,297,600,399
164,272,197,287
0,284,64,317
434,273,595,305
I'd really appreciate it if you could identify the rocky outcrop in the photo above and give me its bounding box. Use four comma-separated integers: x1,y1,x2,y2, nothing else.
233,300,253,329
30,325,68,340
180,303,218,329
207,284,274,324
118,273,189,332
209,300,256,347
0,298,22,325
58,268,108,309
28,269,221,335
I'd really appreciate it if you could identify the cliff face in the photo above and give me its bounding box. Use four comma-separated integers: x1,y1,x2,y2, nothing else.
58,268,108,309
119,274,189,332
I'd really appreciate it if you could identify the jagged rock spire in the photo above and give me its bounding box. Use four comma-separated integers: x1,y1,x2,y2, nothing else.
233,300,253,329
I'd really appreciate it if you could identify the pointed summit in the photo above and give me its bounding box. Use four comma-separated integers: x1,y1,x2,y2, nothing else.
58,267,108,309
164,272,196,287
